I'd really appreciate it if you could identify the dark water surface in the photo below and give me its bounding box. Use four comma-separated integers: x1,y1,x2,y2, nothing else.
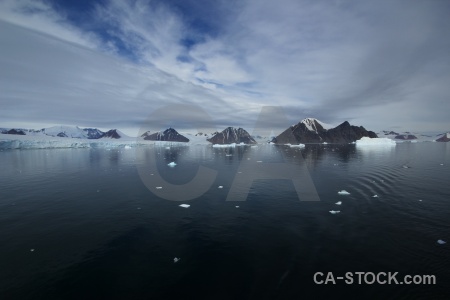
0,143,449,299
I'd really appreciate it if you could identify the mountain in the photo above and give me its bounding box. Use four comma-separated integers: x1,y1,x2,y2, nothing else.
436,133,450,142
2,129,26,135
142,128,189,142
0,126,127,139
395,134,417,140
272,119,377,144
101,129,126,139
207,127,257,144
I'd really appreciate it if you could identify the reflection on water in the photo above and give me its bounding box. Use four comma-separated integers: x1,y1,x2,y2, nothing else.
0,143,449,299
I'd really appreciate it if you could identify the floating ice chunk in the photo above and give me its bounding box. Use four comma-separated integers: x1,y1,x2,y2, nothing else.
323,142,328,144
372,195,378,198
156,187,162,189
165,147,170,149
257,161,263,163
124,145,132,149
356,137,396,146
137,207,141,210
251,145,258,148
30,249,35,252
338,190,350,195
235,206,239,208
167,162,177,167
289,144,305,148
440,164,444,166
402,165,410,169
335,201,342,205
218,186,223,189
213,143,236,148
174,257,180,263
329,210,340,214
179,204,190,208
418,199,423,202
225,154,233,156
437,240,446,245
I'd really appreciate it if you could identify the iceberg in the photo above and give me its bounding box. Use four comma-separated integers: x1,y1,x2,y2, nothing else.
335,201,342,205
290,144,305,148
218,186,223,189
356,137,396,146
156,187,163,189
329,210,340,214
372,195,378,198
235,206,239,208
437,240,446,245
338,190,350,195
179,204,190,208
167,162,177,167
212,143,236,148
174,257,180,263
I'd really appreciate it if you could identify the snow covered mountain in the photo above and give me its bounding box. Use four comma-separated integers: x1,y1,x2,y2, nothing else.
142,128,189,142
273,120,377,144
436,132,450,142
101,129,128,139
207,127,256,144
300,118,332,133
0,126,126,139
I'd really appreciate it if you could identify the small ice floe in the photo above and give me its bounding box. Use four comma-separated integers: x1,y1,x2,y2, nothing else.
329,210,340,214
156,187,163,189
335,201,342,205
251,145,258,148
124,145,132,149
30,249,35,252
167,162,177,167
338,190,350,195
372,195,378,198
257,161,263,163
402,165,410,169
225,154,233,156
165,147,170,149
137,207,141,210
437,240,446,245
235,206,239,208
218,186,223,189
150,173,154,176
174,257,181,263
238,172,242,174
179,204,190,208
440,163,444,166
418,199,423,202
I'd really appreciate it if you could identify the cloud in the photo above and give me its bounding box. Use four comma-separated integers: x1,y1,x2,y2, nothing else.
0,0,449,135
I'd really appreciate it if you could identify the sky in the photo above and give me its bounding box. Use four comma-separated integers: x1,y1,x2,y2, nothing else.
1,0,449,136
